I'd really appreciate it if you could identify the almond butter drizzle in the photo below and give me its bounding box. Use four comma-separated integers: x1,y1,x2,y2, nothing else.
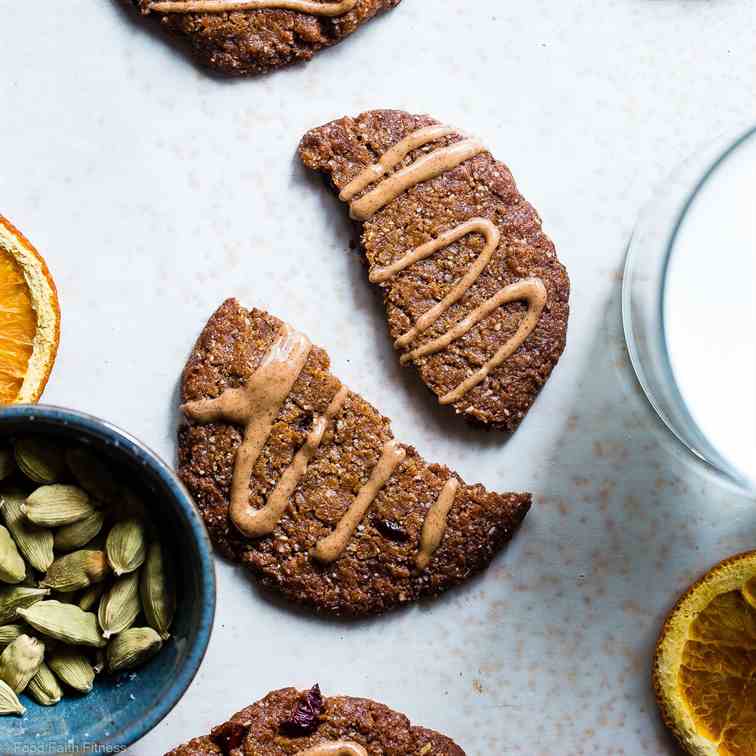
372,217,501,349
295,743,368,756
181,322,457,567
341,126,549,405
243,385,349,537
348,138,487,221
312,439,406,563
407,277,547,405
145,0,357,15
416,477,459,570
181,325,312,538
339,125,456,204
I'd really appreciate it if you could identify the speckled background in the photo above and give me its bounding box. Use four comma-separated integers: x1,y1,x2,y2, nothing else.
1,1,754,754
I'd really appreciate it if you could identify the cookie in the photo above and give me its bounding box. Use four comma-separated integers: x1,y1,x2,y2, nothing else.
166,684,465,755
178,299,531,616
299,110,570,432
134,0,401,76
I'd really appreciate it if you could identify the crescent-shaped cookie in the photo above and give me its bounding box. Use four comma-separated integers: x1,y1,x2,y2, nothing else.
299,110,570,432
177,299,530,616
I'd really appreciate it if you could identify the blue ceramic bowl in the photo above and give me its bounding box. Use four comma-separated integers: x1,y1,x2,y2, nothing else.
0,405,216,755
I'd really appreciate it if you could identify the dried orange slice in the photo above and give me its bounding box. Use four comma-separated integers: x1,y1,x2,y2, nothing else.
654,551,756,756
0,216,60,404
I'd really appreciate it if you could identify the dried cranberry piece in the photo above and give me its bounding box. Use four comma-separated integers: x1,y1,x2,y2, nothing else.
281,683,323,736
295,410,314,432
373,517,409,542
210,721,248,754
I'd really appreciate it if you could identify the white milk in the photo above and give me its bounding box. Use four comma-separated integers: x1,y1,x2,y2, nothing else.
664,130,756,489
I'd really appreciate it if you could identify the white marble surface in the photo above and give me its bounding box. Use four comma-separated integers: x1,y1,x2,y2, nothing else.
1,1,754,753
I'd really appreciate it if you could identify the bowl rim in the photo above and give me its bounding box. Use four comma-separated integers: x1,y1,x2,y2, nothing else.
0,403,216,754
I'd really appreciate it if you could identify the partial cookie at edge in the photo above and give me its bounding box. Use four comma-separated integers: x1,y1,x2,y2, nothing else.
165,686,465,755
134,0,402,76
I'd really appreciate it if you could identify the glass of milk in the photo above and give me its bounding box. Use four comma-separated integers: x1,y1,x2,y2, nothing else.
623,125,756,495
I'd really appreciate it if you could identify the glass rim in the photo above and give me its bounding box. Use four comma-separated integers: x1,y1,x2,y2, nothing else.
658,123,756,490
622,123,756,495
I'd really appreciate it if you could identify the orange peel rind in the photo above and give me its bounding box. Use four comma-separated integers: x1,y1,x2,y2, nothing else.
653,550,756,756
0,215,60,404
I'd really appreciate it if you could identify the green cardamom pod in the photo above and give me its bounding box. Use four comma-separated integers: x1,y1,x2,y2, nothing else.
0,634,44,692
0,490,54,572
106,626,162,673
53,510,106,553
0,624,25,648
98,572,140,639
0,678,25,715
40,550,110,593
65,447,119,504
0,448,14,481
14,438,65,484
47,647,95,692
0,586,50,624
0,525,25,584
23,485,95,527
27,661,63,706
106,518,146,576
17,600,106,647
78,583,105,612
140,541,175,640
